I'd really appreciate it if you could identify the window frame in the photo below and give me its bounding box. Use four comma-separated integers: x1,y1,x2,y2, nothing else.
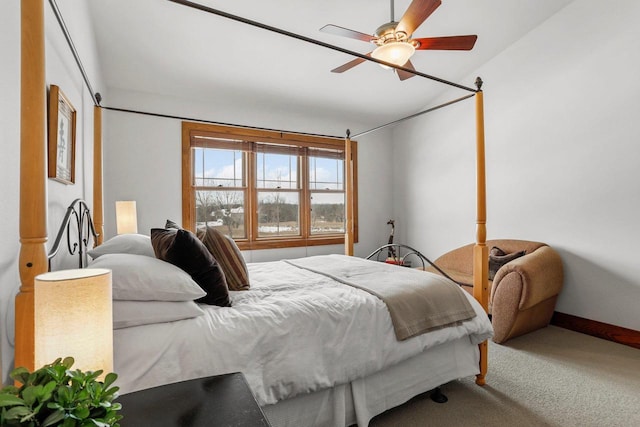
182,121,358,250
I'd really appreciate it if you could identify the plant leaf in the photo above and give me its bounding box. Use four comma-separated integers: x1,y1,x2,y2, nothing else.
22,385,41,406
0,385,20,395
57,386,72,405
4,405,32,420
103,386,119,397
73,405,91,419
102,373,117,390
62,357,75,369
9,367,30,384
86,371,102,383
42,409,65,426
0,394,26,407
41,381,56,402
47,402,63,410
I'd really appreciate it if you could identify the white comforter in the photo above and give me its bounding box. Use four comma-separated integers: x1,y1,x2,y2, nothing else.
114,255,493,405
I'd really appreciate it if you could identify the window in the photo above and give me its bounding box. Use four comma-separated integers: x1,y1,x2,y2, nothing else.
182,122,358,250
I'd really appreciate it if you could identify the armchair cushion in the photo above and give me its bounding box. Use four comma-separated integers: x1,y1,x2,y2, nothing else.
489,247,526,280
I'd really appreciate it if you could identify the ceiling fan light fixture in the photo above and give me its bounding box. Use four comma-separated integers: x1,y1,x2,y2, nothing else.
371,42,415,69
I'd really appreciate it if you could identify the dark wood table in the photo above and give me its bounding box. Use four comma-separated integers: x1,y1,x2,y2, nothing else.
118,372,271,427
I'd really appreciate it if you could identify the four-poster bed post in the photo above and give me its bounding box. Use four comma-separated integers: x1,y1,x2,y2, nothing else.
16,0,107,373
344,130,354,256
16,0,48,373
16,0,489,389
349,80,490,386
93,105,104,246
473,78,488,385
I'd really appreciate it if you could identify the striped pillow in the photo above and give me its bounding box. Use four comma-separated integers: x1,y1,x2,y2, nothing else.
197,226,250,291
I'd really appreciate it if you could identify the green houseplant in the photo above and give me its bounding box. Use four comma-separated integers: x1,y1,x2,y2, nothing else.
0,357,121,427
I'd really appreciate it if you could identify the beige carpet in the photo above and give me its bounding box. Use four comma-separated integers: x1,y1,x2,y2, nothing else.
371,326,640,427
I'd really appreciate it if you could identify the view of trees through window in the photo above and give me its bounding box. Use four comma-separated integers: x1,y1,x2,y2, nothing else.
256,151,300,237
195,189,246,239
193,147,246,238
192,147,345,239
309,155,345,235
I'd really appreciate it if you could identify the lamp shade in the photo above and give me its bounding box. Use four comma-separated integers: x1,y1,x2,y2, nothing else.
371,42,415,69
116,200,138,234
34,268,113,378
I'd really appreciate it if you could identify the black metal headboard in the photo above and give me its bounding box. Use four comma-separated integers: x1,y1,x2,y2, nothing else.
47,199,99,270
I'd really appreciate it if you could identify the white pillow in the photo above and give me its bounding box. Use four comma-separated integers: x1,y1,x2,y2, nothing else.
88,234,155,259
113,300,205,329
90,253,206,301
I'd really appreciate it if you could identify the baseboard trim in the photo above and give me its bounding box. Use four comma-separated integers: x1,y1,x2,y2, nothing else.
551,311,640,350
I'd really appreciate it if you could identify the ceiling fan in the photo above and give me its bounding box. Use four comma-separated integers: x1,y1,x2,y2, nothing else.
320,0,477,80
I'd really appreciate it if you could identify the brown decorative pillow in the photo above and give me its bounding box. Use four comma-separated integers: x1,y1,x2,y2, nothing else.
151,228,231,307
489,246,526,280
197,226,250,291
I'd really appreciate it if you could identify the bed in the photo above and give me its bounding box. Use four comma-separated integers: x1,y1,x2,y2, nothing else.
84,228,492,427
15,1,491,426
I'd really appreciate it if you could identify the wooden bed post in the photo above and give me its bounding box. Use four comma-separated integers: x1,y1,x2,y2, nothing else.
472,77,489,386
344,131,354,256
16,0,48,373
93,105,104,245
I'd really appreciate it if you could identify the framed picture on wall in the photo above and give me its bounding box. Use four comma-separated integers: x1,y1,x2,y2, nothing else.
48,84,76,184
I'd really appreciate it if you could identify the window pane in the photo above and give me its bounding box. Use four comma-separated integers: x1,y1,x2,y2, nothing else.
256,152,298,189
310,192,345,235
195,190,245,239
309,156,343,190
257,191,299,237
193,147,244,187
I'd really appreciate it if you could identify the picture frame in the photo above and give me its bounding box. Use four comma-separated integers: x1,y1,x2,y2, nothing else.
48,84,76,184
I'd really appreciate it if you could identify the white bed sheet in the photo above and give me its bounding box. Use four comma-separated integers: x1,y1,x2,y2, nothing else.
114,257,493,407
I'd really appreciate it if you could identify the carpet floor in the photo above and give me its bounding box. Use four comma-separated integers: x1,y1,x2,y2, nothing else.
371,326,640,427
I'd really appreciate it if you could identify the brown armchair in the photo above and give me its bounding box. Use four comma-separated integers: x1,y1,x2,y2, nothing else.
427,239,564,343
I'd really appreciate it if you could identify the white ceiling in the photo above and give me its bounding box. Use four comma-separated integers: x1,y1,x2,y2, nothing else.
82,0,573,127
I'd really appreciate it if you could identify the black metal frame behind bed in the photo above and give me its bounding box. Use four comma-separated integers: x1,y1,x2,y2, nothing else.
47,199,98,270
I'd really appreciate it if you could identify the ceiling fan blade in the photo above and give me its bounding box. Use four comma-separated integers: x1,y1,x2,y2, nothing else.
413,35,478,50
396,60,416,81
320,24,374,42
396,0,441,37
331,53,371,73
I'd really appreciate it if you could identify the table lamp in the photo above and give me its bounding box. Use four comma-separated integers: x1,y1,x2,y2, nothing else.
34,268,113,378
115,200,137,234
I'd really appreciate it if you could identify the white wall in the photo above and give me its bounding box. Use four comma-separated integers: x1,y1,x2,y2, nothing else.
102,88,394,262
393,0,640,331
0,0,21,386
0,0,103,383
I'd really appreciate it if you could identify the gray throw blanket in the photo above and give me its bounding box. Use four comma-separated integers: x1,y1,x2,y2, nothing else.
286,254,477,340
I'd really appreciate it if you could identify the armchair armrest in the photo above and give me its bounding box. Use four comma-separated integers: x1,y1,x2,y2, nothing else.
491,245,564,311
